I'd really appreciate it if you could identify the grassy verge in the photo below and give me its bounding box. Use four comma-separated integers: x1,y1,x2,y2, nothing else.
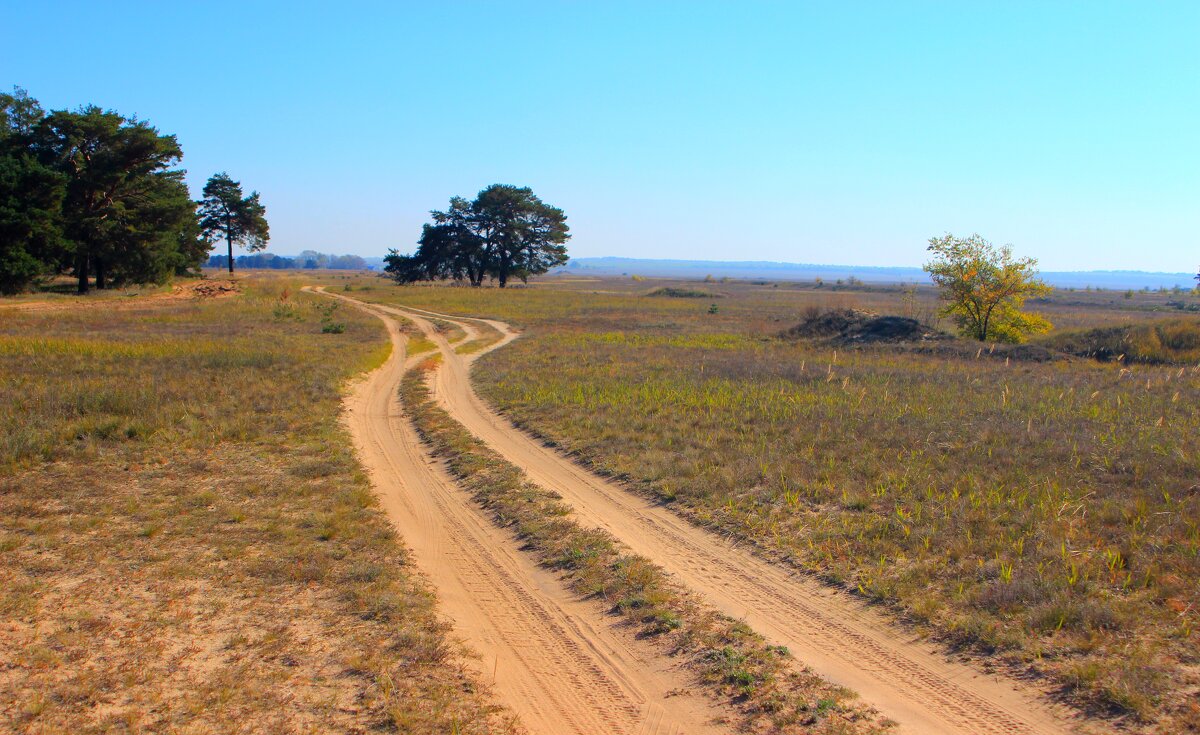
427,316,467,344
400,357,889,735
0,280,512,734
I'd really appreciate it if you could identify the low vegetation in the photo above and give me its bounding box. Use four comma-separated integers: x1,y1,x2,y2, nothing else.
355,276,1200,732
0,279,511,733
646,286,723,298
400,357,889,734
1044,317,1200,364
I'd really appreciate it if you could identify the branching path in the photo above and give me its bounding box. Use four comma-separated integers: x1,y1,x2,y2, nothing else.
326,289,1106,735
319,288,728,735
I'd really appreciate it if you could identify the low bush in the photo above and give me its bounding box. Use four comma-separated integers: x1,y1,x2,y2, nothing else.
1043,317,1200,363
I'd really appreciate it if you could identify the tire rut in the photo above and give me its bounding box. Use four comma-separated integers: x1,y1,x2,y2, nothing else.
324,289,728,735
371,297,1103,735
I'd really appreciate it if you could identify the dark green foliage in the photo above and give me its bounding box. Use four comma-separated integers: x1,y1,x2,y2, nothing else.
386,184,569,288
0,87,44,136
0,88,63,294
0,143,64,294
198,172,270,275
0,88,209,294
32,105,200,292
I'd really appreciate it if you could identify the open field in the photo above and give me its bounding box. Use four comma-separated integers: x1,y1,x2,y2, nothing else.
346,274,1200,733
5,270,1196,734
0,278,512,734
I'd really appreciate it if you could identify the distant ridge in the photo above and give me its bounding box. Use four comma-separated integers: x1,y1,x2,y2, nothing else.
559,256,1197,290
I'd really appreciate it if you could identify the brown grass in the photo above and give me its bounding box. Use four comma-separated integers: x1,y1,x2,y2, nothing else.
400,357,889,735
349,275,1200,733
0,278,514,734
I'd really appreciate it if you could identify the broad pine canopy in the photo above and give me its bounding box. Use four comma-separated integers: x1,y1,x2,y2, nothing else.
386,184,569,288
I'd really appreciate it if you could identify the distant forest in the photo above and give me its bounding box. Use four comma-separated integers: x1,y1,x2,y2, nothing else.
206,251,371,270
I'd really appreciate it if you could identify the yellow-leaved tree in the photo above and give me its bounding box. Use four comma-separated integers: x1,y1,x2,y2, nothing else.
924,233,1052,343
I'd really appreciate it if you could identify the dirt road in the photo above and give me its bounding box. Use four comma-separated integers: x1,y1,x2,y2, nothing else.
363,297,1097,735
331,291,730,735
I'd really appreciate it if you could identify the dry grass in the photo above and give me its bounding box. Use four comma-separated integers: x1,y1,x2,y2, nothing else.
1044,318,1200,364
401,357,889,735
354,276,1200,733
0,278,514,734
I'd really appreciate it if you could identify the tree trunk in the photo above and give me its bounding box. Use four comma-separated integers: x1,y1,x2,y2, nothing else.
76,251,89,294
95,257,106,290
227,231,234,274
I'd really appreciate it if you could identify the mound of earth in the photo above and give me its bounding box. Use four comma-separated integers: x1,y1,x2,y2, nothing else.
906,341,1063,363
780,309,948,344
174,279,240,298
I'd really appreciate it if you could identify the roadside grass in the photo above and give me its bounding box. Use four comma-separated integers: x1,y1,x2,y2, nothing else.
400,357,890,735
0,279,512,734
357,277,1200,732
454,321,506,355
454,338,492,355
427,316,468,344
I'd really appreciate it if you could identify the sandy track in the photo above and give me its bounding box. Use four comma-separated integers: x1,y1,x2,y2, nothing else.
328,291,728,735
372,298,1101,735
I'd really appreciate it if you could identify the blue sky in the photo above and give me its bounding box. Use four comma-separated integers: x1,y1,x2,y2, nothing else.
3,1,1197,271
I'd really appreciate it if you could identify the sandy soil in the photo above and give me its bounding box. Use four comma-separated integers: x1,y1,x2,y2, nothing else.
328,290,730,735
347,294,1111,735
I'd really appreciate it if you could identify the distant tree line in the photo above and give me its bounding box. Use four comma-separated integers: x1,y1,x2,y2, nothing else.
0,87,268,294
385,184,569,288
207,251,369,270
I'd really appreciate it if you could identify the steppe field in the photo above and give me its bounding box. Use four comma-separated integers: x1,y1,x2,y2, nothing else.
0,278,512,734
3,272,1198,735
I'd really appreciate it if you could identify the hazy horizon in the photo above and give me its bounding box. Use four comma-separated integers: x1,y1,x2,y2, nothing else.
258,249,1196,278
6,2,1196,272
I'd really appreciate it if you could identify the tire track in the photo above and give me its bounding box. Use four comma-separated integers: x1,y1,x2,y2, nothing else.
325,289,728,735
373,297,1102,735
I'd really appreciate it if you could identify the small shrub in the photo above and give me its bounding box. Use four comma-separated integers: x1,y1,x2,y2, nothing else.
646,287,721,299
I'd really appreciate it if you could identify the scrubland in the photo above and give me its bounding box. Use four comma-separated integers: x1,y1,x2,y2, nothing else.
355,275,1200,732
0,278,510,734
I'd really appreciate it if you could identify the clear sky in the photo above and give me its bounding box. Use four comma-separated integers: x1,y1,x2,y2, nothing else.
3,1,1196,271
